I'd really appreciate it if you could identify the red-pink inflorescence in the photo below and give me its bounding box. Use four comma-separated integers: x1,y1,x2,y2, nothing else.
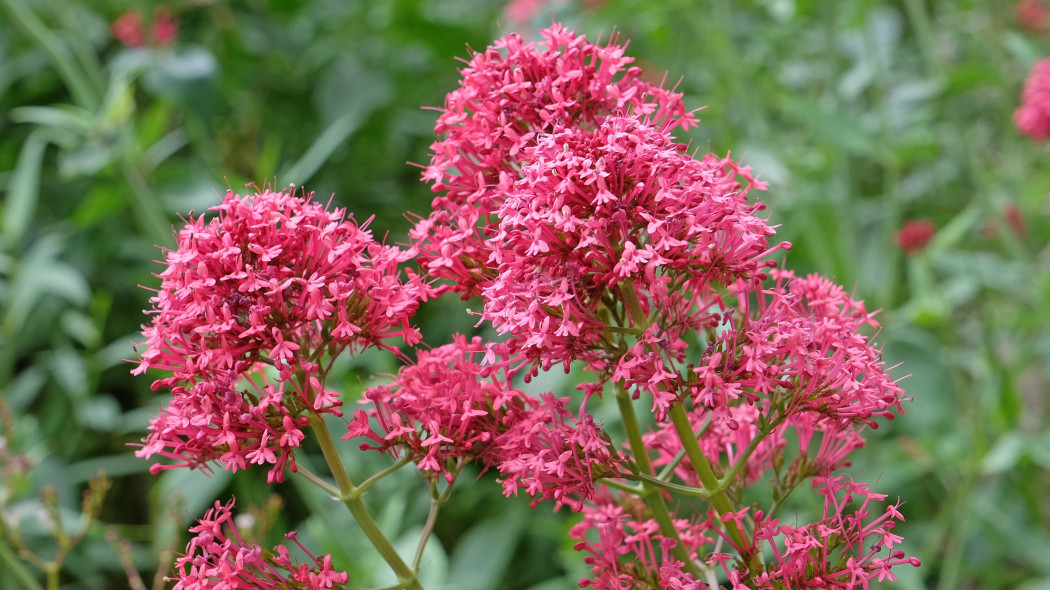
1016,58,1050,140
411,23,696,299
346,335,622,509
171,498,348,590
134,187,432,482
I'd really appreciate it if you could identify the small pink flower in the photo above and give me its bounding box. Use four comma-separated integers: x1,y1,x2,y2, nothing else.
152,5,178,46
1015,58,1050,140
111,11,145,47
894,218,935,254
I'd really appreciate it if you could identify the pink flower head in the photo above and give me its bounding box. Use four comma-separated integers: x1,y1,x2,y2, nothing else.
692,269,905,431
134,186,432,480
711,476,921,588
1015,58,1050,140
135,186,430,387
412,24,696,298
171,498,349,590
135,370,310,483
894,218,935,254
152,6,178,46
570,491,712,589
481,116,784,376
493,393,623,510
345,335,530,483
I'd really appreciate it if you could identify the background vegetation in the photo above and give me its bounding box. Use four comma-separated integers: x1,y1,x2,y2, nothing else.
1,0,1048,588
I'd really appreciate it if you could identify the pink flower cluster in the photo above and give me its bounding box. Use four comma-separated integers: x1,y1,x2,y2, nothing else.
346,336,622,509
1015,58,1050,140
134,187,431,482
171,498,348,590
135,23,920,590
411,23,696,299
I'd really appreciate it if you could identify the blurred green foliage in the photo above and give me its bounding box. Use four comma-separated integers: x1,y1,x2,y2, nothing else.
1,0,1048,588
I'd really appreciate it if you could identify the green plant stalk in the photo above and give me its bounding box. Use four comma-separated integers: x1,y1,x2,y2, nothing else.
614,387,702,578
119,159,175,249
668,403,749,554
308,414,423,590
0,538,43,590
717,413,786,493
0,0,99,110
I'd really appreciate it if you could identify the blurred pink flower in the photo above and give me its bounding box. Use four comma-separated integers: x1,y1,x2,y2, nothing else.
1015,58,1050,140
111,6,178,47
111,11,145,47
1016,0,1049,31
894,218,935,254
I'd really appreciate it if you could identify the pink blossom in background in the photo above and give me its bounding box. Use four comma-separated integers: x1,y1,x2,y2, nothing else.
1015,58,1050,140
894,218,935,254
1016,0,1049,31
152,5,178,46
111,11,145,47
171,499,348,590
111,6,178,47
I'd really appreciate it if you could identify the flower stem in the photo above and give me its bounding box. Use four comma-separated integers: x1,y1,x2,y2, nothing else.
615,386,702,578
668,403,749,553
308,414,423,590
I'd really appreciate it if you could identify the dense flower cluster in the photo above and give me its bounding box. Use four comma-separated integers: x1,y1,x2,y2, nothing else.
411,24,696,298
484,116,782,376
134,187,431,482
347,336,622,509
1015,58,1050,140
171,498,348,590
135,22,921,590
570,492,711,589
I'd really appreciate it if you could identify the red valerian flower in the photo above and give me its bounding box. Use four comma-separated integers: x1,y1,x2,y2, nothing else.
345,335,528,483
1016,58,1050,140
482,116,784,378
710,477,920,588
347,336,622,508
171,498,348,590
412,24,696,298
134,186,432,481
894,218,935,254
570,491,712,589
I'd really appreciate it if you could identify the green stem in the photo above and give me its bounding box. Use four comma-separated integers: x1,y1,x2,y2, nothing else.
0,539,43,590
0,0,99,110
119,159,174,249
668,403,749,554
717,413,787,493
615,386,702,578
309,414,423,590
628,473,710,499
357,456,412,497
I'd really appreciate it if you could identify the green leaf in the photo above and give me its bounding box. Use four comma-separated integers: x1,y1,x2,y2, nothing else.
3,129,49,250
445,512,524,590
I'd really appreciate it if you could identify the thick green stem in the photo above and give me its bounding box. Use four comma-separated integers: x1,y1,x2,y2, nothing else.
668,403,749,553
309,415,423,590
